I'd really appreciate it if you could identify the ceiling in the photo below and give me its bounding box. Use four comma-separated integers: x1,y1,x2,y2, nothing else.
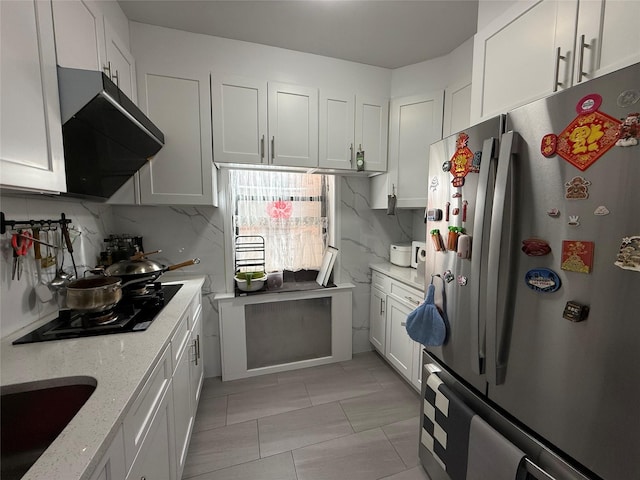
117,0,479,69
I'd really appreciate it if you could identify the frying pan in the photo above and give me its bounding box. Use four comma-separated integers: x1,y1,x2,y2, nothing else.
103,258,200,287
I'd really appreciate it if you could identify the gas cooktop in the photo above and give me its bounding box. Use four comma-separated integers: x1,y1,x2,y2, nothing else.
13,283,183,345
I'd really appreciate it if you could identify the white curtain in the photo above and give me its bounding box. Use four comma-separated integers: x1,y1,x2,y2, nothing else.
230,170,329,272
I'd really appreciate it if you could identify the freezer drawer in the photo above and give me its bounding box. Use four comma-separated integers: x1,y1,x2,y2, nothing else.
419,350,592,480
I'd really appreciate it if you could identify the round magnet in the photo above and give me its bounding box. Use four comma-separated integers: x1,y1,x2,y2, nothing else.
442,161,451,172
576,94,602,115
541,134,557,157
594,206,610,216
457,275,468,286
617,89,640,107
525,268,561,293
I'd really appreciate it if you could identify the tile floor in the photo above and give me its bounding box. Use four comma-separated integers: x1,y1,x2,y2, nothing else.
182,351,430,480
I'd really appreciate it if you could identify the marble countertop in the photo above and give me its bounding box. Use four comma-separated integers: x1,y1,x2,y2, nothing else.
0,275,205,480
370,262,425,292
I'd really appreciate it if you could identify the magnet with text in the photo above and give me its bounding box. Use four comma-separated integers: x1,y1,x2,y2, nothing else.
615,112,639,147
521,238,551,256
427,209,443,222
556,94,621,171
594,206,610,216
563,301,589,322
450,132,474,187
565,176,591,200
561,240,595,274
568,215,580,227
614,236,640,272
541,134,557,157
443,270,455,283
471,151,482,172
547,208,560,218
525,268,561,293
457,234,471,259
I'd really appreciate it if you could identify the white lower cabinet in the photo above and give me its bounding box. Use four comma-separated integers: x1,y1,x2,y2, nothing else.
126,383,175,480
89,289,204,480
88,427,125,480
370,269,424,391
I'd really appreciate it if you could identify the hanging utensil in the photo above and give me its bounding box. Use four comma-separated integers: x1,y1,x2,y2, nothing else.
60,214,78,278
32,227,53,302
42,229,56,268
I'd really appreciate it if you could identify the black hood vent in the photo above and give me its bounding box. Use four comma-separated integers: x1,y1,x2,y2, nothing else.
57,67,164,200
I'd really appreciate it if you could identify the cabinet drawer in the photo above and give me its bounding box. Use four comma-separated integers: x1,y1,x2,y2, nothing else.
123,345,171,472
190,290,202,319
390,280,423,308
170,311,190,373
371,270,391,292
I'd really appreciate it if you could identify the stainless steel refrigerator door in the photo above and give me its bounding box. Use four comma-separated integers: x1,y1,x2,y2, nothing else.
424,117,503,394
487,63,640,480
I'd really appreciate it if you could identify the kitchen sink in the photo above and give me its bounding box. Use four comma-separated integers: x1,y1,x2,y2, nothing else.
1,376,97,480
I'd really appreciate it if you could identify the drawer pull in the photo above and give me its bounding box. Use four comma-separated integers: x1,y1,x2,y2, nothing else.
404,296,420,306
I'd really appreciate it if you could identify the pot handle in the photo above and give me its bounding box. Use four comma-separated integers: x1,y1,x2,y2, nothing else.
167,258,201,271
120,276,157,288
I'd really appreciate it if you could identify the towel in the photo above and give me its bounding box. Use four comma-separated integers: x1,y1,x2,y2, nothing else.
406,284,447,346
466,415,526,480
421,372,475,480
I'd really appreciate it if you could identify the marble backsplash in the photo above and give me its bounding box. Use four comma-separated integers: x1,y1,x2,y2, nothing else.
0,194,114,338
1,176,415,378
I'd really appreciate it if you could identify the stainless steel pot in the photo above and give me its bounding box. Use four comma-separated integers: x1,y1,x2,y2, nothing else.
66,276,123,312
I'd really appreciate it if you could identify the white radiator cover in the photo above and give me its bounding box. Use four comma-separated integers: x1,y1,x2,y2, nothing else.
217,286,353,380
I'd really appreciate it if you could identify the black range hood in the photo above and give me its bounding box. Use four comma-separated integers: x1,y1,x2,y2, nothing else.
57,67,164,200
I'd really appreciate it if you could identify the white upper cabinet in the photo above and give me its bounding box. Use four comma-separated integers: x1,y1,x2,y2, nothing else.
212,75,267,165
319,90,355,170
471,0,577,121
471,0,639,122
51,0,105,71
443,79,472,137
104,19,137,103
137,67,216,205
574,0,640,84
388,91,444,209
212,77,319,169
355,96,389,172
0,0,66,193
268,82,319,168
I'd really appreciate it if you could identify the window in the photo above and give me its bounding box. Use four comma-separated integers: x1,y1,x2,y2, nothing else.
229,170,332,272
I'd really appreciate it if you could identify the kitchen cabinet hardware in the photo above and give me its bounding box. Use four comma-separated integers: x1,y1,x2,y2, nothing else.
260,135,265,162
577,34,590,83
271,136,275,162
103,61,112,77
404,295,420,306
553,47,566,92
112,70,119,88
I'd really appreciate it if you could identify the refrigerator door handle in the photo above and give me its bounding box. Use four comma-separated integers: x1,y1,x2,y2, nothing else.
470,137,498,375
486,131,520,386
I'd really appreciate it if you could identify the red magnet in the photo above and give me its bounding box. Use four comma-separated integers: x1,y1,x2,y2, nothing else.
462,200,468,222
556,95,621,171
521,238,551,256
561,240,595,274
452,207,460,216
541,134,557,157
445,202,450,221
450,132,474,186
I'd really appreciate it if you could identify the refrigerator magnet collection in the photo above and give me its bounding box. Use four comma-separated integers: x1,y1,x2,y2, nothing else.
417,62,640,480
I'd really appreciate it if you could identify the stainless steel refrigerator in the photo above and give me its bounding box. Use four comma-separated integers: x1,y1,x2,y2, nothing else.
420,62,640,480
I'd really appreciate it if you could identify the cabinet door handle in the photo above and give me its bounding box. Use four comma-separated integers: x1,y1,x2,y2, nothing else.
271,136,275,162
401,321,407,327
553,47,566,92
350,143,354,167
103,61,111,76
380,298,385,315
404,296,419,306
196,334,201,360
112,71,119,89
577,34,590,83
260,135,265,163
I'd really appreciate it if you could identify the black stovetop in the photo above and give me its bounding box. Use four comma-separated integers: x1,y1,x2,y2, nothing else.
13,284,183,345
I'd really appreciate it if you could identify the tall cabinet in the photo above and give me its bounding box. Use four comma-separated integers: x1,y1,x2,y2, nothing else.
0,0,66,193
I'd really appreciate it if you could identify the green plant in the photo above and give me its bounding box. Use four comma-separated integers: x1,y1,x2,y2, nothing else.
235,271,266,286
